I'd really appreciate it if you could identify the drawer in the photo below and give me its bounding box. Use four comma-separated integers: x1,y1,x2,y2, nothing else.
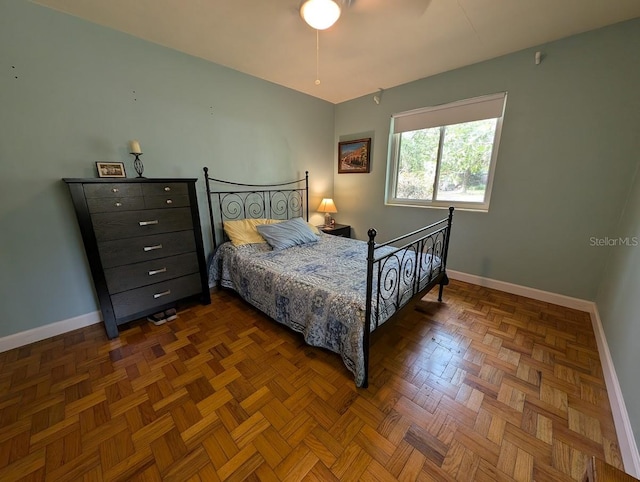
104,252,199,294
87,196,145,213
92,207,193,241
332,227,350,237
112,273,202,320
98,230,196,268
84,183,142,198
142,183,188,197
144,194,190,209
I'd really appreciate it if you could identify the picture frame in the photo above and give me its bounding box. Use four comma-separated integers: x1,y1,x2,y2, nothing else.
96,161,126,178
338,138,371,174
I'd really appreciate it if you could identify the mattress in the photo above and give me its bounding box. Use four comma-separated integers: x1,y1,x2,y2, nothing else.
209,233,441,386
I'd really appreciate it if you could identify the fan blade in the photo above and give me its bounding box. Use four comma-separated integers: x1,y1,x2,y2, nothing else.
405,0,432,16
345,0,431,16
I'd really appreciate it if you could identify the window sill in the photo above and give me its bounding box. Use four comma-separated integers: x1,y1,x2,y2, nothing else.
385,200,489,213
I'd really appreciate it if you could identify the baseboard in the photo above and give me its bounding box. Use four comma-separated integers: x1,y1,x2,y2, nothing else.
447,269,640,476
447,269,594,311
0,310,102,354
589,306,640,477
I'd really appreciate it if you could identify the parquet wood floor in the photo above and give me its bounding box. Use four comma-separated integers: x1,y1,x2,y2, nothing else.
0,280,626,481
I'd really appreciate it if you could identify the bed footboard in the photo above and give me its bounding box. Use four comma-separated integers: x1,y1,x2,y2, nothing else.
361,207,454,387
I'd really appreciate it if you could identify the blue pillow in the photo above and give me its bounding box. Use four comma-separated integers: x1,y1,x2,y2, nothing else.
256,217,318,250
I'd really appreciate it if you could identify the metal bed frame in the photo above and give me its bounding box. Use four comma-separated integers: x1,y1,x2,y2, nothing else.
204,167,454,387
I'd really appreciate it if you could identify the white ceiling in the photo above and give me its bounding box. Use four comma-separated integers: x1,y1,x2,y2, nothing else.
32,0,640,104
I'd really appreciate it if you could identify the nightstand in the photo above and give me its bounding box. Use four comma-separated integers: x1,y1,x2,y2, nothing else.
320,224,351,238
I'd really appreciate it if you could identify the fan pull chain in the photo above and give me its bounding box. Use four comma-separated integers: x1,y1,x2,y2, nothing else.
315,29,321,85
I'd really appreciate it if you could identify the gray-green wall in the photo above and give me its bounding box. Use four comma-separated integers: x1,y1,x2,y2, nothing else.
334,19,640,301
596,164,640,452
0,0,334,338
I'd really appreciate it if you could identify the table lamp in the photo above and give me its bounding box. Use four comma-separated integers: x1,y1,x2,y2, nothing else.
317,198,337,227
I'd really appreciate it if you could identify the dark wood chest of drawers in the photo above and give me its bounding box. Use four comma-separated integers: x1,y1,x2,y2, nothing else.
64,178,211,338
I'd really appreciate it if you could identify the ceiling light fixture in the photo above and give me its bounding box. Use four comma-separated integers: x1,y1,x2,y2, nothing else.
300,0,342,30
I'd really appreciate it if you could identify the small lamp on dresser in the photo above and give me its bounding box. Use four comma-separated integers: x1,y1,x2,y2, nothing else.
317,198,338,227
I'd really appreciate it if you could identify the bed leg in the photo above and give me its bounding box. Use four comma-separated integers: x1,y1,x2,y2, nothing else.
362,339,370,389
438,273,450,302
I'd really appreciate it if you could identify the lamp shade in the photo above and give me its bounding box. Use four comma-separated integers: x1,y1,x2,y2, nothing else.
317,198,338,214
300,0,341,30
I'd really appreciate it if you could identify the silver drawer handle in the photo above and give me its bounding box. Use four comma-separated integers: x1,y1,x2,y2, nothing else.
153,289,171,299
166,199,173,204
111,188,119,193
143,244,163,252
148,267,167,276
115,202,122,207
164,186,171,192
139,220,159,226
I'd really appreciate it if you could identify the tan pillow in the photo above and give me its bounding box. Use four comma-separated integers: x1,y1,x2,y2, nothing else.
223,218,319,246
223,218,279,246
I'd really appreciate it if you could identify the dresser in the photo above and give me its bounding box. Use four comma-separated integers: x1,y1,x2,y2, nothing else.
63,178,211,338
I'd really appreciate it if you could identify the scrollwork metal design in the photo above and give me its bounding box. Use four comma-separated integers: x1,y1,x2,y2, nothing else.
370,225,449,330
204,168,309,249
269,190,304,219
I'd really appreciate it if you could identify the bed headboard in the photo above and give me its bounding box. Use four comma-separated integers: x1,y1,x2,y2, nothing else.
203,167,309,249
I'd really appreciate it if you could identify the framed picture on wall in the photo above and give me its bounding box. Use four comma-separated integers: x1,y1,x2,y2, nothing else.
96,161,126,178
338,138,371,174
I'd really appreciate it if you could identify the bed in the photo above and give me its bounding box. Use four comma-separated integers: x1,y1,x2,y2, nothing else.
204,167,454,387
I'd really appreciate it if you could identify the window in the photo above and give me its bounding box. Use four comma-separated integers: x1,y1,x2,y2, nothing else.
386,92,507,211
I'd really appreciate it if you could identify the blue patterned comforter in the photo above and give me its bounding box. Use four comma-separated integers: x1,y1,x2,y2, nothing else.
209,233,441,386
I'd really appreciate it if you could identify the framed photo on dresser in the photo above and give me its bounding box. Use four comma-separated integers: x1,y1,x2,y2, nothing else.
96,161,126,178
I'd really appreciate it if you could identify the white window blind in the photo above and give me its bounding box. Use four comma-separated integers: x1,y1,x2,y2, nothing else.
392,92,507,134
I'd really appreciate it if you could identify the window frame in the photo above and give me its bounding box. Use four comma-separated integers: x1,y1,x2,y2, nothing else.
385,93,506,212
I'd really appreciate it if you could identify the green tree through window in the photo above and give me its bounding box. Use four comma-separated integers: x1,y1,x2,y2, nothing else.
387,93,505,211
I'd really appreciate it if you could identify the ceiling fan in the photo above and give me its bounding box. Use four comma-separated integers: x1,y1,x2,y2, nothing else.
298,0,432,86
299,0,432,30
